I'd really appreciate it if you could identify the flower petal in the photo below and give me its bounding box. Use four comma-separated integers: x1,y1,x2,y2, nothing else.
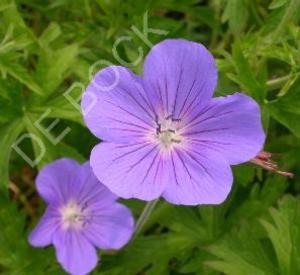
90,142,168,201
36,158,81,204
162,148,233,205
183,93,266,165
81,66,156,143
84,203,134,250
76,162,117,206
53,230,98,275
143,39,217,119
29,206,60,247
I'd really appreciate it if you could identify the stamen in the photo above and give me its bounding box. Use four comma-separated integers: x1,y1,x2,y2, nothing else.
155,115,182,151
60,201,87,229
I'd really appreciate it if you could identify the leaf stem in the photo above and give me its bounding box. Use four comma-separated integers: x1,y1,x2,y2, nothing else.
266,72,300,91
266,75,290,91
134,199,159,238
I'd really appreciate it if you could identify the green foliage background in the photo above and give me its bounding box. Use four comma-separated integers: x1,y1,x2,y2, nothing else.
1,0,300,274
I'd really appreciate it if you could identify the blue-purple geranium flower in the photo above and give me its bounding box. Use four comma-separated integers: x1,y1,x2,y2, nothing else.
29,158,134,275
81,39,265,205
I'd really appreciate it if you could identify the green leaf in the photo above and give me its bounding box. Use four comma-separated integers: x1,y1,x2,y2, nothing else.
30,91,83,124
260,195,300,274
222,0,249,35
207,195,300,275
231,42,266,103
190,7,216,29
270,106,300,137
0,119,24,192
38,22,62,47
100,234,194,275
0,78,23,123
0,197,61,274
162,206,218,243
232,164,255,187
271,79,300,115
34,44,79,96
180,250,219,275
272,0,300,38
269,80,300,137
227,176,288,227
0,54,43,95
207,226,277,275
24,114,84,169
269,0,288,9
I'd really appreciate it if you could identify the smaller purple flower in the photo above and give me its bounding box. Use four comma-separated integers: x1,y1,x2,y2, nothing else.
29,158,134,275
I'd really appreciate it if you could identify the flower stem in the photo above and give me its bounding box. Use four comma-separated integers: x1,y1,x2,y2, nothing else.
134,199,159,238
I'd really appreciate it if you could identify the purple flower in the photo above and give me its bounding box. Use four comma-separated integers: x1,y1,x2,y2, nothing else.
81,39,265,205
29,158,134,275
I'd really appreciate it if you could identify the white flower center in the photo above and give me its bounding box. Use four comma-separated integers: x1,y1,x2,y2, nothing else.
156,116,182,151
60,201,85,229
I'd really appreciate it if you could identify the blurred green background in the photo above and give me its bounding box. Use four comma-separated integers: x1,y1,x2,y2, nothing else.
1,0,300,274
